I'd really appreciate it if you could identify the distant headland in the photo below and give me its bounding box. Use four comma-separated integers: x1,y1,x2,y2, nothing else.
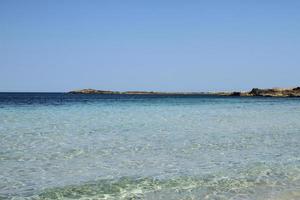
69,87,300,97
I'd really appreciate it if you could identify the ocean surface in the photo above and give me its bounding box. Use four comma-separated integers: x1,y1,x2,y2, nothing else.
0,93,300,200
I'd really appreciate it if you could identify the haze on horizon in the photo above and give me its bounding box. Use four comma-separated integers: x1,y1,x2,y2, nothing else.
0,0,300,92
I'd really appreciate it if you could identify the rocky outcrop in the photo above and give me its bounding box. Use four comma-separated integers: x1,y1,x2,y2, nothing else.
69,89,120,94
229,87,300,97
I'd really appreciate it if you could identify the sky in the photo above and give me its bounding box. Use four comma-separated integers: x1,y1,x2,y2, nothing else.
0,0,300,92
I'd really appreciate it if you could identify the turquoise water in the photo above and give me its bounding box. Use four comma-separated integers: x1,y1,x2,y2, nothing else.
1,94,300,199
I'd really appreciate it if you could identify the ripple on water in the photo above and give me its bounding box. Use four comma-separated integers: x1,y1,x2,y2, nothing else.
1,95,300,199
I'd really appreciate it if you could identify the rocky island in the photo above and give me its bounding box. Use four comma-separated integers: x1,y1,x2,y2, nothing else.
69,87,300,97
68,89,206,95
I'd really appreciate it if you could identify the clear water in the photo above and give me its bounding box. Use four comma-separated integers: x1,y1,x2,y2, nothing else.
0,93,300,200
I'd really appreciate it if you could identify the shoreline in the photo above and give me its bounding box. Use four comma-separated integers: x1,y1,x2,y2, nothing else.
69,87,300,97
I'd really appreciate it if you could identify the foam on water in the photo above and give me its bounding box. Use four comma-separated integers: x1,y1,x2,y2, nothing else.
0,93,300,199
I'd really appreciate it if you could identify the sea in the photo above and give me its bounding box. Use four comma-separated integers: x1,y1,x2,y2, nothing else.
0,93,300,200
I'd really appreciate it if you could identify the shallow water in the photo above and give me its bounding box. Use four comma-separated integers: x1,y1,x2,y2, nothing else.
0,93,300,199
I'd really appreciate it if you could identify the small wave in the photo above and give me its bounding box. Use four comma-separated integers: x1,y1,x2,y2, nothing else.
12,164,299,200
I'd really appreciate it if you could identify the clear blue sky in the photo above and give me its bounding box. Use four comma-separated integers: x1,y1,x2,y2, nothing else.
0,0,299,92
